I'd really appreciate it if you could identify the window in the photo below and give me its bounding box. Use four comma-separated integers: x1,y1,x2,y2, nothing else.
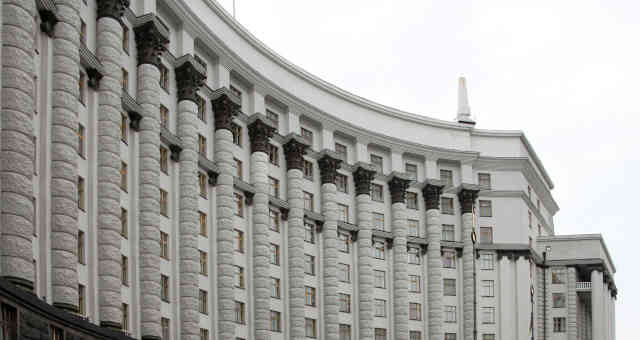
234,266,244,288
1,303,17,340
373,213,384,231
374,241,385,260
375,328,387,340
338,204,349,223
234,301,245,324
408,247,421,264
270,243,280,265
553,317,566,332
269,177,279,197
481,307,495,324
161,274,169,302
478,173,491,188
159,63,169,91
407,192,418,209
78,124,85,156
339,293,351,313
339,324,351,340
121,161,128,191
479,200,492,217
199,172,207,198
121,255,128,285
301,127,313,145
160,231,169,259
445,333,457,340
230,85,242,103
161,318,170,340
440,169,453,186
374,270,386,288
122,24,129,54
78,284,86,316
200,251,208,276
306,286,316,306
442,224,455,241
78,176,85,210
338,263,350,283
480,254,494,270
408,219,419,237
81,20,87,44
409,303,422,320
199,290,208,314
122,303,129,331
304,191,314,210
445,305,456,322
160,189,169,217
122,68,128,92
442,250,456,268
441,197,454,214
303,160,313,180
121,113,128,143
160,146,169,173
405,163,418,181
482,335,495,340
194,54,207,72
200,328,209,340
198,134,207,157
528,211,532,228
304,254,315,275
304,222,315,244
409,331,421,340
234,229,244,253
553,293,566,308
371,183,383,202
270,310,282,332
232,158,243,179
479,227,493,244
371,154,383,173
160,105,169,129
444,279,456,296
197,95,206,122
231,123,242,146
234,193,244,217
79,72,86,104
374,299,386,317
552,269,565,284
266,109,279,130
409,275,421,292
78,230,85,264
269,209,280,232
336,173,348,193
268,144,279,165
481,280,494,297
335,143,347,162
338,232,350,253
51,326,64,340
200,211,207,236
271,277,281,298
537,199,541,210
305,318,317,338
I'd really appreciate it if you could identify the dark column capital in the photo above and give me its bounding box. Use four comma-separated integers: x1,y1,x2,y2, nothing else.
175,56,206,103
248,116,276,154
211,87,241,132
388,174,411,204
353,164,376,196
97,0,130,21
283,135,309,171
36,1,58,37
318,151,342,184
458,188,479,214
134,15,169,68
422,181,445,210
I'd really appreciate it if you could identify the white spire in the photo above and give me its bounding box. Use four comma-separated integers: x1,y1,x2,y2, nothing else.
456,76,475,125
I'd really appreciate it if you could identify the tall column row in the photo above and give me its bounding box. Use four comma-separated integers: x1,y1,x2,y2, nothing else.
389,174,411,340
458,188,478,340
567,267,578,340
424,182,445,340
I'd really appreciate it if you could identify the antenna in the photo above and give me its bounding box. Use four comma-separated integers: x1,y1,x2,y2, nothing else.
233,0,236,18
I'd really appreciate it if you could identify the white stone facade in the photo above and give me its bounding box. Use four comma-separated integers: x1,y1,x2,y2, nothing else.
0,1,617,340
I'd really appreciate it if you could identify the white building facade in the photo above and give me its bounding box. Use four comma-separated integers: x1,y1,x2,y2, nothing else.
0,1,616,340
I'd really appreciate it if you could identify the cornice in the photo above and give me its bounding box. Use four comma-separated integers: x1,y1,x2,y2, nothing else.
538,234,616,273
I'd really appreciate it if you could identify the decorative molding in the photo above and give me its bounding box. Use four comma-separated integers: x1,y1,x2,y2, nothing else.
280,207,289,221
97,0,130,21
422,180,445,210
36,0,58,37
134,14,170,67
175,55,206,102
283,134,309,171
160,127,183,161
353,163,376,196
80,44,104,89
317,150,342,184
387,172,411,204
457,185,480,214
211,87,241,131
248,115,276,154
122,91,143,131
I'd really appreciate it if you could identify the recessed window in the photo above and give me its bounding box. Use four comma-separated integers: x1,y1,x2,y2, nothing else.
199,172,207,198
305,318,317,338
375,328,387,340
479,227,493,244
553,317,566,333
271,277,281,298
234,229,244,253
162,318,170,340
338,232,350,253
80,20,87,45
407,192,418,209
373,241,385,260
480,253,494,270
409,275,421,293
553,293,566,308
78,176,85,211
374,299,386,317
305,286,316,306
304,254,315,276
78,124,85,157
121,68,128,93
121,303,129,331
335,143,347,162
234,158,243,179
303,160,313,180
161,274,170,302
441,197,454,215
304,222,315,244
159,63,169,92
160,146,169,174
371,183,383,202
338,204,349,223
160,189,169,217
121,161,128,192
78,230,85,264
122,24,129,54
408,219,419,237
234,301,246,324
374,270,386,288
269,177,279,197
78,72,86,104
304,191,314,210
478,173,491,188
372,213,384,231
194,54,207,73
445,333,457,340
408,247,421,264
552,269,566,284
200,328,209,340
445,305,457,323
481,280,494,297
234,266,244,288
440,169,453,186
200,251,208,276
198,134,207,157
234,193,244,217
405,163,418,181
339,293,351,313
51,325,64,340
482,334,496,340
269,209,280,232
200,211,207,237
121,255,128,285
121,113,128,143
338,263,350,283
339,324,351,340
444,278,456,296
230,85,242,105
409,331,422,340
442,224,455,241
160,105,169,129
370,154,383,174
442,250,456,268
79,284,86,316
479,200,492,217
481,307,495,324
336,173,348,193
160,231,169,259
197,95,206,122
268,144,279,166
266,109,279,130
409,303,422,320
270,310,282,332
270,243,280,265
231,123,242,146
301,127,313,145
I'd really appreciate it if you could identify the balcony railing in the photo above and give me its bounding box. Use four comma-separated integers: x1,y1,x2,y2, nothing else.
576,281,592,291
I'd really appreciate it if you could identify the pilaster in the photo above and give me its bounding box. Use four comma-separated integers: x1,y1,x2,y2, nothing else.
458,187,479,340
423,181,445,340
567,267,578,340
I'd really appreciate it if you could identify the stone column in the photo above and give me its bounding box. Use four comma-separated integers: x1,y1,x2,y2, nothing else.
0,0,37,291
353,164,376,340
96,0,129,329
318,151,342,340
50,0,81,313
212,89,240,340
283,135,309,340
591,269,604,340
458,188,478,340
247,115,276,340
423,182,445,340
567,267,578,340
134,16,169,340
388,174,411,340
176,56,206,340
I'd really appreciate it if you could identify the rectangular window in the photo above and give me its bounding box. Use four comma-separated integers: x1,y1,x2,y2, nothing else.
440,169,453,186
338,263,351,283
270,243,280,265
482,307,495,324
375,328,387,340
122,303,129,331
2,304,18,340
407,192,418,209
122,24,129,54
441,197,454,214
199,172,207,198
373,212,385,231
409,331,421,340
79,284,86,316
445,333,457,340
271,277,281,298
234,229,244,253
233,158,243,179
301,127,313,145
371,183,383,202
269,209,280,232
409,275,421,292
409,302,422,320
268,144,279,165
159,63,169,91
553,293,566,308
442,250,456,269
444,279,456,296
305,286,316,306
374,299,386,317
338,232,350,253
235,193,244,217
374,241,385,260
304,254,315,276
479,200,492,217
122,255,128,285
234,266,244,288
552,269,566,284
478,173,491,188
371,154,383,173
230,85,242,104
305,318,317,338
482,335,496,340
160,231,169,259
234,301,245,324
408,247,421,264
160,105,169,129
445,305,456,322
528,211,532,228
78,230,85,264
442,224,455,241
160,189,169,217
51,326,64,340
335,143,347,162
304,191,314,210
553,317,566,332
232,123,242,146
374,270,386,288
200,211,207,237
303,160,313,180
198,134,207,157
194,54,207,72
122,68,129,92
339,324,351,340
479,227,493,244
336,173,348,193
270,310,282,332
78,124,85,156
408,219,419,237
121,161,128,191
200,328,209,340
81,20,87,44
161,318,170,340
304,222,315,244
197,95,206,122
266,109,279,130
339,293,351,313
405,163,418,181
481,280,494,297
269,177,279,197
199,290,208,314
480,254,494,270
200,251,208,276
79,72,86,104
338,204,349,223
160,146,169,174
121,113,128,143
78,176,85,210
161,274,169,302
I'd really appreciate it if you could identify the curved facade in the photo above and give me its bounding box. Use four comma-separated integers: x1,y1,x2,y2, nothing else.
0,0,616,340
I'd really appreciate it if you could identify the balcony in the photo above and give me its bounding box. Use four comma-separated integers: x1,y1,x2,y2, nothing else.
576,281,592,291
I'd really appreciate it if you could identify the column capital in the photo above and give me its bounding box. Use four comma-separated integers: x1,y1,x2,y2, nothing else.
211,87,240,131
457,186,479,214
353,163,377,196
283,134,309,171
422,180,446,210
175,55,206,103
248,115,276,154
317,150,342,184
387,173,412,204
134,15,169,67
97,0,130,21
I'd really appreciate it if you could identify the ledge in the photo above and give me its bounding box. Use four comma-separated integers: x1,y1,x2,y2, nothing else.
304,209,324,224
160,126,183,161
198,156,218,185
338,221,359,233
234,178,255,205
372,229,393,240
407,236,428,246
80,43,104,89
441,241,464,249
121,92,143,131
269,195,289,220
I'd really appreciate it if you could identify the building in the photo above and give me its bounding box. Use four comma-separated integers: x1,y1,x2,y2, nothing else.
0,0,616,340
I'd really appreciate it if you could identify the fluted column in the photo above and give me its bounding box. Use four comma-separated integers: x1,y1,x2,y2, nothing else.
318,152,342,340
458,188,478,340
50,0,81,313
567,267,578,340
283,135,309,340
134,17,169,340
423,182,445,340
353,165,376,340
176,56,206,340
213,89,240,340
248,116,276,340
389,174,411,340
591,269,604,340
0,0,37,291
96,0,129,329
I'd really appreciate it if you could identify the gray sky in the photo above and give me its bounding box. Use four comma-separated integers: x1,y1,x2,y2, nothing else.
218,0,638,337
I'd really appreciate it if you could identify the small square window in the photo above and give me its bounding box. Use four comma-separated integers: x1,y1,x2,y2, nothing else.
370,155,383,174
478,173,491,188
407,192,418,209
405,163,418,181
335,143,348,162
371,184,384,202
336,173,348,193
479,200,492,217
444,278,456,296
441,197,454,215
440,169,453,186
482,307,495,324
301,127,313,145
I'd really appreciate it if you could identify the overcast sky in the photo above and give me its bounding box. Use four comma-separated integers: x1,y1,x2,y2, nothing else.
217,0,638,337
